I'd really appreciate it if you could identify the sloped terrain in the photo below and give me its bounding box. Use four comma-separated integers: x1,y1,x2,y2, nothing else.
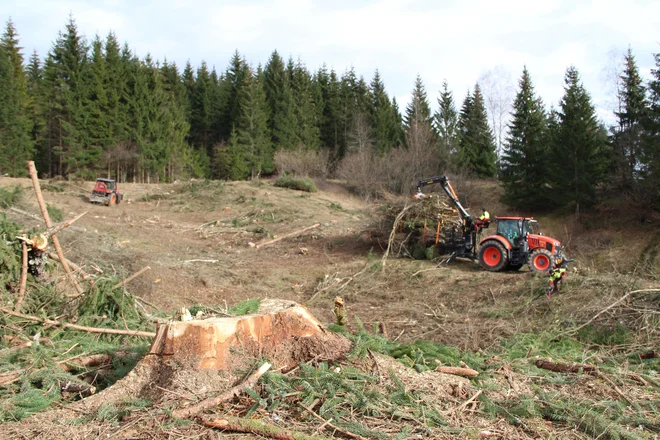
0,176,659,439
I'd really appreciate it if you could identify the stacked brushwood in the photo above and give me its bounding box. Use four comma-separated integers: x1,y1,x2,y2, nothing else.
379,195,465,260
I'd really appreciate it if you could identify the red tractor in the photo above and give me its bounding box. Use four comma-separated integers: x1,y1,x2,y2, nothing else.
478,217,566,273
89,178,123,206
415,176,569,273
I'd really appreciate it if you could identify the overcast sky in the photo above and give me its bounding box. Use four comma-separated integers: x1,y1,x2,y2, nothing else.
4,0,660,124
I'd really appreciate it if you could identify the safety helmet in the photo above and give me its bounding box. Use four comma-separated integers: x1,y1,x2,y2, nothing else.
555,258,563,266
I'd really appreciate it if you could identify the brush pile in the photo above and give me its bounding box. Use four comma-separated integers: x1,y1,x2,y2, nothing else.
376,194,465,259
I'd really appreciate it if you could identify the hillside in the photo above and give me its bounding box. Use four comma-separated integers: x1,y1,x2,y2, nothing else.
0,176,658,439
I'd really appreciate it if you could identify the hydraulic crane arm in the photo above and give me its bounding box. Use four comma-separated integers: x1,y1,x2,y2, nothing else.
416,176,472,225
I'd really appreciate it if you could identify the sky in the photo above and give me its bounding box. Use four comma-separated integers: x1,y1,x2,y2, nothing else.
3,0,660,125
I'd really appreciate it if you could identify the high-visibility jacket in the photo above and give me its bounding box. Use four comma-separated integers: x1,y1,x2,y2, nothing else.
549,268,566,281
479,211,490,221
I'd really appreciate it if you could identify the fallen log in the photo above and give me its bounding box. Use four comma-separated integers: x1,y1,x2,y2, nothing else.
204,416,330,440
172,362,271,419
534,359,597,373
640,350,659,360
27,161,83,295
0,307,155,338
14,242,28,312
112,266,151,290
47,252,93,283
60,380,96,397
255,223,320,249
45,212,87,238
436,366,480,377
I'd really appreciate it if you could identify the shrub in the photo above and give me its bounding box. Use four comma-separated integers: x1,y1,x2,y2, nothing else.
274,149,331,178
0,185,23,208
274,175,317,193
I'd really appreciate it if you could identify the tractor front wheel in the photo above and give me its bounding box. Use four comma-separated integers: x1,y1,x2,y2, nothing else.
109,193,117,207
528,249,554,273
479,241,509,272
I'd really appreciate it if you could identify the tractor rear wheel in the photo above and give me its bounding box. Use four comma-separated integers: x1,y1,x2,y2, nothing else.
479,241,508,272
528,249,553,273
109,193,117,206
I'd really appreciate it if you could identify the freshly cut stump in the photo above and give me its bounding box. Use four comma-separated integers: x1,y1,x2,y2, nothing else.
73,299,351,414
149,299,351,370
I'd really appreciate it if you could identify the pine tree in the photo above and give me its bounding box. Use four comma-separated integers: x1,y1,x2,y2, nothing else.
501,68,551,209
87,35,111,156
291,59,320,149
612,48,647,185
234,67,272,178
434,80,459,162
316,67,342,156
404,74,433,130
190,61,214,155
642,51,660,196
457,84,497,177
551,66,608,214
369,70,398,154
263,50,296,150
0,19,34,176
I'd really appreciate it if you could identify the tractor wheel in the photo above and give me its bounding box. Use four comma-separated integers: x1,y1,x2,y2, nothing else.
528,249,554,273
479,241,509,272
109,193,117,207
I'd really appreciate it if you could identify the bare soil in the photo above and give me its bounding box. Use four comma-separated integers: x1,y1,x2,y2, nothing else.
1,176,659,439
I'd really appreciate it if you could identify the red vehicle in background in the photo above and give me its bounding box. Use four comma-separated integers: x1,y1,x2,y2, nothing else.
89,178,123,206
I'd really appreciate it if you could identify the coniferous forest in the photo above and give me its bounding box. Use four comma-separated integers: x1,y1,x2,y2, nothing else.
1,17,660,210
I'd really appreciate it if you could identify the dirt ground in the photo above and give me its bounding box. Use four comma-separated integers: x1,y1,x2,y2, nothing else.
1,176,659,439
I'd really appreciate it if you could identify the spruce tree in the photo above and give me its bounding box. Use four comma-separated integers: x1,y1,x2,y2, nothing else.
404,74,433,131
190,61,214,155
612,48,647,185
551,66,607,214
642,51,660,195
317,68,342,156
501,68,551,209
235,67,272,178
457,84,497,177
263,50,296,150
434,80,459,162
291,59,320,150
0,19,34,175
369,70,398,154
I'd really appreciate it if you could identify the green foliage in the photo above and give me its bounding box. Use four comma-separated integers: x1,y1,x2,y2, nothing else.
577,324,632,346
0,185,23,208
46,203,63,222
457,85,498,177
77,277,143,323
0,215,22,287
501,68,552,209
274,174,317,192
549,66,608,211
228,298,261,316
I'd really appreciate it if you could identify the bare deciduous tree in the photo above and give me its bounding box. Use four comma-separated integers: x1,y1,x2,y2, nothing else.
478,66,515,160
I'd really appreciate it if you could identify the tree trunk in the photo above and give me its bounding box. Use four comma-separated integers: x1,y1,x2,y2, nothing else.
148,299,351,370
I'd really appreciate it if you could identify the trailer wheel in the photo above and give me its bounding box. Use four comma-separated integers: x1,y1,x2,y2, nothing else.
528,249,553,273
479,241,508,272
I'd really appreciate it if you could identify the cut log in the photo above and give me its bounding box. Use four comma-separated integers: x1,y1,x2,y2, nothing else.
534,359,597,373
640,350,658,360
436,366,479,377
148,299,351,370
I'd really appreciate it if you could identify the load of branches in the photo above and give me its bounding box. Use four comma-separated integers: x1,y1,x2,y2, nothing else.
370,195,464,260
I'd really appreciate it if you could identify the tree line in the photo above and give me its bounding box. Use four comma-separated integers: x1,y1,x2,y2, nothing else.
0,16,659,211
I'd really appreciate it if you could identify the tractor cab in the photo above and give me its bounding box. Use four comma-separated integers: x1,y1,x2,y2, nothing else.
89,178,122,206
479,216,566,273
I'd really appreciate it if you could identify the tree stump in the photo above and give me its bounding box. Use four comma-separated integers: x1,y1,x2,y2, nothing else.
148,299,351,371
75,299,352,413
